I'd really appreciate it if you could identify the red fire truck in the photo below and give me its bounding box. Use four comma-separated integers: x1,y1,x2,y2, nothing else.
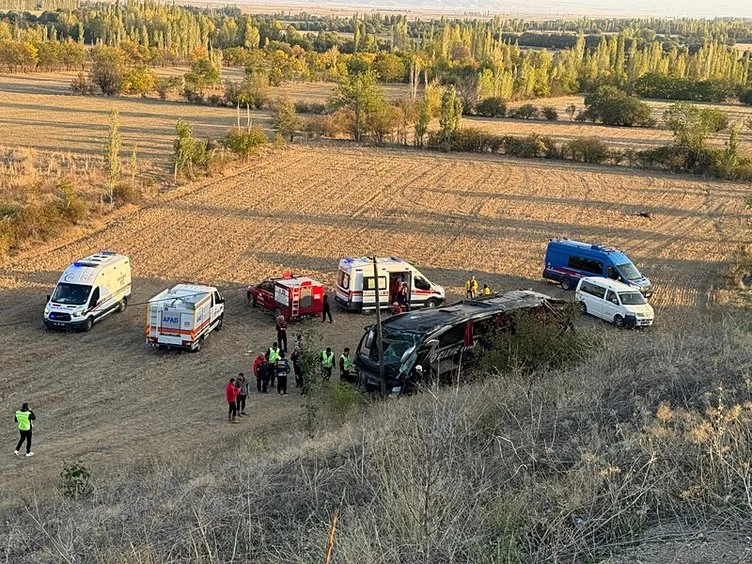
247,273,326,320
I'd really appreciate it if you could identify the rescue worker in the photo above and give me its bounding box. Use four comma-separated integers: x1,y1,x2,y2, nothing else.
14,402,35,457
291,344,304,388
276,352,290,396
465,275,479,298
266,342,281,387
235,373,248,416
276,313,288,352
397,284,410,312
321,347,335,381
339,348,352,383
322,294,333,323
226,378,239,423
482,284,492,296
258,358,270,393
253,353,265,392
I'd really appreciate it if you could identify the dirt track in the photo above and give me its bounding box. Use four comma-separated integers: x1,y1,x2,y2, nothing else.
0,144,747,500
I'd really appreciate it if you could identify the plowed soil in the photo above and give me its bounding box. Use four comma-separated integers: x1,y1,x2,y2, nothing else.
0,144,747,501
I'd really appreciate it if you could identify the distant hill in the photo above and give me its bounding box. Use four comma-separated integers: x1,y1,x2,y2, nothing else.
240,0,750,19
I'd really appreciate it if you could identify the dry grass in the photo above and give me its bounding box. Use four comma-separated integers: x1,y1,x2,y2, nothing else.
2,317,751,562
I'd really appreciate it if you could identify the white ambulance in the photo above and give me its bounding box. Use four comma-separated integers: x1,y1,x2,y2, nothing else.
146,284,224,351
335,257,445,312
44,251,131,331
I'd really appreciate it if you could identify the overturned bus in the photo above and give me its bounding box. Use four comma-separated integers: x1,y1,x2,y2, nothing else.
354,290,565,393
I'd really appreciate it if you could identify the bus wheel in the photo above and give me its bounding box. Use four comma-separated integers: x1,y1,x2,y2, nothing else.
425,298,439,308
560,277,573,291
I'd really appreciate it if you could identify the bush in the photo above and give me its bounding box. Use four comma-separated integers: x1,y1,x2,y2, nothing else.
60,461,93,500
475,97,507,118
55,179,87,223
155,76,181,100
509,103,539,120
502,134,545,158
740,89,752,106
112,183,140,204
294,101,328,115
565,137,610,164
541,106,558,121
70,72,94,95
583,86,655,127
223,126,268,159
324,381,365,425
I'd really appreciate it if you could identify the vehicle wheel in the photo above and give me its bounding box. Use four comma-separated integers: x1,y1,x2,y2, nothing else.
216,314,224,330
560,277,573,291
117,298,127,313
579,301,587,314
425,298,439,309
613,315,625,328
83,317,93,332
249,294,257,308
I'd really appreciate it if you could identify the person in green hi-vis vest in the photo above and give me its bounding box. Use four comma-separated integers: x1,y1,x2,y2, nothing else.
14,402,36,457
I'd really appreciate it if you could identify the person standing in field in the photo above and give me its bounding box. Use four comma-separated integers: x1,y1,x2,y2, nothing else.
321,347,335,381
276,352,290,396
465,276,479,298
258,358,270,393
276,313,288,352
235,373,249,416
14,402,35,457
226,378,239,423
266,342,281,387
253,353,265,392
339,348,352,383
322,294,333,324
291,344,304,389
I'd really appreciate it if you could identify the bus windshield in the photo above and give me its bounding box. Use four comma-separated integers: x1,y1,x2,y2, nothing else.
51,283,91,305
617,262,642,281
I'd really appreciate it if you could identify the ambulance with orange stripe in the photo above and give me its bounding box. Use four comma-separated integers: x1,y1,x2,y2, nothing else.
335,257,445,312
146,284,224,351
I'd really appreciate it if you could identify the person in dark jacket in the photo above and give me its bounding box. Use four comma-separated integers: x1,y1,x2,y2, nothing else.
322,294,333,323
14,403,36,457
276,352,290,396
253,354,265,392
276,314,288,352
291,344,304,388
258,359,270,393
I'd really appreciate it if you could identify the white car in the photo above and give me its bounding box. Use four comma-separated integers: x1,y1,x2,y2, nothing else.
575,277,654,328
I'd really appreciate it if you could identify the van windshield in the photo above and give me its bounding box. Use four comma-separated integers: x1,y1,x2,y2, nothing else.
51,283,91,305
619,292,647,305
617,262,642,281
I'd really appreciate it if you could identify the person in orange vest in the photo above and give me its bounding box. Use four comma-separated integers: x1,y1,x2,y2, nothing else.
14,402,36,457
225,378,239,423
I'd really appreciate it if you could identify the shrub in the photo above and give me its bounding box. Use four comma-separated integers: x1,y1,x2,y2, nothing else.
70,72,94,95
55,179,87,223
510,103,539,120
583,86,655,127
223,126,268,159
324,381,365,425
502,134,545,158
294,101,328,114
12,201,63,242
121,66,156,96
60,460,93,500
740,89,752,106
565,137,610,164
155,76,181,100
112,183,140,204
0,219,12,255
475,97,507,118
542,106,558,121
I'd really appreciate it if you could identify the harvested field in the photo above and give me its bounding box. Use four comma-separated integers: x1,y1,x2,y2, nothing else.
0,144,747,500
0,71,270,170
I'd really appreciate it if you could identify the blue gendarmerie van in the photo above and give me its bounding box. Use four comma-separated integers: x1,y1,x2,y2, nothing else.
543,239,653,298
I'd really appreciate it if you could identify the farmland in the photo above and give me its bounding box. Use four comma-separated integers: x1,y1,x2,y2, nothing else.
0,142,748,501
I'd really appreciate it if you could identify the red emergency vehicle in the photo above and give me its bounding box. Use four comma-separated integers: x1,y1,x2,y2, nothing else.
247,273,326,320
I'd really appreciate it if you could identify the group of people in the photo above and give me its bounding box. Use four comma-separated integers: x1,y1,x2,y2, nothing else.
224,333,356,422
465,275,492,299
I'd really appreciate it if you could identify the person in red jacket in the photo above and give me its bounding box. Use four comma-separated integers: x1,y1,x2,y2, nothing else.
253,354,265,392
225,378,239,423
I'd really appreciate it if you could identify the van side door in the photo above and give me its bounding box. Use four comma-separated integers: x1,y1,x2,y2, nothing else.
602,289,621,322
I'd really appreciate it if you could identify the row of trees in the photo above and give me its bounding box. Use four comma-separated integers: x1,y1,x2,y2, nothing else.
1,4,750,105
